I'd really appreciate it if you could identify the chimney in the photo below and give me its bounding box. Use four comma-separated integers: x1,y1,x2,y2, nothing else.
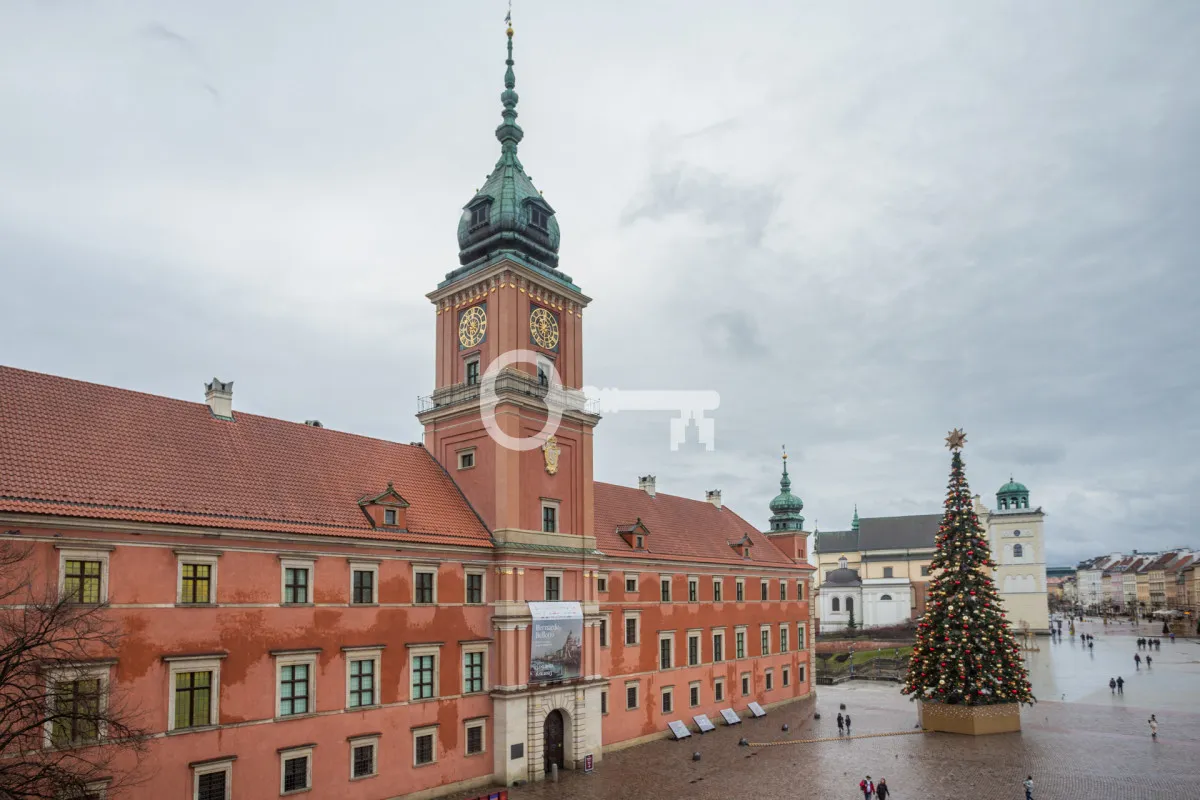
706,490,722,510
304,420,324,428
204,378,234,420
638,475,656,497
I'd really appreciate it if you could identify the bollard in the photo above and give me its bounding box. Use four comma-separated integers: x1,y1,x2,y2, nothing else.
692,752,701,761
550,763,558,783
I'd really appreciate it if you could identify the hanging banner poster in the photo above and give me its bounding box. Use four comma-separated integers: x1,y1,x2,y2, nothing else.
529,601,584,683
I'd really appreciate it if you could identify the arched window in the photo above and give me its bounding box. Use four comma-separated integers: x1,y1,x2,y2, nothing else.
846,597,854,613
1022,497,1029,509
880,594,893,601
831,597,840,612
1000,498,1008,509
838,556,848,570
1013,543,1024,558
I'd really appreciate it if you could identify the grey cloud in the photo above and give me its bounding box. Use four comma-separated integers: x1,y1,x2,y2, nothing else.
620,165,781,246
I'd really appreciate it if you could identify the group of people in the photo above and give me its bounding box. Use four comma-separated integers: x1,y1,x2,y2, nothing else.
836,712,853,735
1078,632,1095,649
1133,652,1152,668
1108,676,1125,693
1137,637,1162,650
857,775,890,798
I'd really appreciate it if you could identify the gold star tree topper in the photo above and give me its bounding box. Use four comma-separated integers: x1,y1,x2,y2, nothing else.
945,428,967,451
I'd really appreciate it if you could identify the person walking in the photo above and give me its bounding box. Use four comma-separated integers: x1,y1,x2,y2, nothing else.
1170,631,1176,643
1117,676,1124,693
1023,775,1034,800
1109,677,1117,694
1148,714,1158,740
859,776,874,799
1146,654,1152,667
1135,653,1141,669
845,714,852,734
875,778,890,799
836,712,844,735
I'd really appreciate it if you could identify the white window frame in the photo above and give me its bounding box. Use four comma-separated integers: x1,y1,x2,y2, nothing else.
735,577,745,602
760,579,769,601
274,650,318,718
343,646,382,709
779,623,789,653
741,672,751,697
464,717,488,756
543,569,563,601
625,573,639,593
689,680,701,708
659,574,673,603
779,580,787,601
597,572,609,593
540,499,561,533
687,575,699,603
175,551,220,605
42,662,111,747
279,745,314,795
412,724,439,767
165,654,223,731
623,611,641,646
686,630,701,666
408,644,441,701
384,508,398,526
348,734,379,781
735,626,747,659
192,758,233,800
464,568,486,605
796,579,805,601
658,631,675,670
782,665,791,687
461,643,489,695
713,676,725,703
280,557,316,605
412,564,438,605
760,624,771,656
599,613,610,648
57,547,111,604
625,680,640,710
765,668,774,691
713,576,724,602
797,622,808,651
712,627,726,663
457,446,477,470
349,561,379,606
799,665,806,684
660,685,674,714
464,355,481,386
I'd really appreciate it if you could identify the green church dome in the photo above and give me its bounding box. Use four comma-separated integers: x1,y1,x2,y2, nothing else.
998,479,1028,494
996,476,1030,510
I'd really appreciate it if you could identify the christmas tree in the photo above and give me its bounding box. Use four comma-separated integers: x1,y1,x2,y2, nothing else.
901,429,1035,706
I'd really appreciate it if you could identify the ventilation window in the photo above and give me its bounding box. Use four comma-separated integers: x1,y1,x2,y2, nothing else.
529,205,550,230
470,204,489,227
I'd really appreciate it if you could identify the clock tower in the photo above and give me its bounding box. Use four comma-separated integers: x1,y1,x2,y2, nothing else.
418,22,599,547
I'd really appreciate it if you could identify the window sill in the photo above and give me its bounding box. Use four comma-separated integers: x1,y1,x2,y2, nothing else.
275,713,318,723
350,603,380,608
282,603,315,608
409,697,440,705
413,760,439,769
347,704,381,712
166,724,219,736
464,749,487,758
281,789,311,796
175,602,217,608
350,773,378,782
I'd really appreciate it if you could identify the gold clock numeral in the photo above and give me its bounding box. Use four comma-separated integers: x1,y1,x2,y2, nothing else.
458,306,487,348
529,307,559,350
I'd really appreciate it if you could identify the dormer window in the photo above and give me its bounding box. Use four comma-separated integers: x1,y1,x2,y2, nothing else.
529,205,550,231
469,203,490,228
617,519,651,551
384,509,397,526
358,482,410,530
636,536,644,549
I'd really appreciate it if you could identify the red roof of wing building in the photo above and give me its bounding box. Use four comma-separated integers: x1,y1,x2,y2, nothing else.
0,366,491,546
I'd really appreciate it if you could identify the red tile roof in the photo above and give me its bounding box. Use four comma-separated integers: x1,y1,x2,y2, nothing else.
593,482,800,568
0,366,490,546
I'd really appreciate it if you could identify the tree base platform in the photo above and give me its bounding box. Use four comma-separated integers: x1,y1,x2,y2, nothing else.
918,701,1021,735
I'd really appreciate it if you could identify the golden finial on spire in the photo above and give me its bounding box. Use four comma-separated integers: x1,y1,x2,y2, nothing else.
506,1,513,37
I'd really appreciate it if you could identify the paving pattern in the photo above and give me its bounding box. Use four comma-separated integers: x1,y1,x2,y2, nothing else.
452,625,1200,800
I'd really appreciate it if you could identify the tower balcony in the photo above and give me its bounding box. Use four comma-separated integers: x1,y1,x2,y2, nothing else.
418,367,599,417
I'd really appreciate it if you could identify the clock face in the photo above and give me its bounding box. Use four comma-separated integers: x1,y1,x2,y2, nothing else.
458,306,487,349
529,306,560,350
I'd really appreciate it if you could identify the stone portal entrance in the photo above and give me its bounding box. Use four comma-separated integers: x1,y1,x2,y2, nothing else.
543,709,565,774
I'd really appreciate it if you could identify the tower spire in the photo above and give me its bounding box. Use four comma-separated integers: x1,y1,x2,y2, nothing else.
496,8,524,159
852,504,860,531
768,446,804,531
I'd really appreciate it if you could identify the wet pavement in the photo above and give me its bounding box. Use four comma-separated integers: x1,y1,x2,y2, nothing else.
475,623,1200,799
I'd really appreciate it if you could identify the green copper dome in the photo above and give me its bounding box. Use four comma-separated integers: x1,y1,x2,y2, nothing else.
768,450,805,531
998,479,1028,494
444,23,576,291
996,476,1030,510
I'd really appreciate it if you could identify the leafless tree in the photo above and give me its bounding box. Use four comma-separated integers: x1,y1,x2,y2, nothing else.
0,541,148,799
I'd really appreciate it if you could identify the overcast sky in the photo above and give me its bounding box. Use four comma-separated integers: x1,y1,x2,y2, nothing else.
2,1,1198,567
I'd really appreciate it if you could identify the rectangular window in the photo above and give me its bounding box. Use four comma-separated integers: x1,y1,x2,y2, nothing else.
783,666,790,687
352,743,376,779
625,575,638,593
465,359,480,386
601,690,609,714
465,572,484,604
766,670,774,691
384,509,398,526
883,566,894,578
180,563,212,604
661,687,673,714
279,664,310,716
741,674,750,696
412,654,436,700
545,574,561,601
196,768,229,800
542,504,558,533
465,721,485,755
920,566,930,577
660,577,672,602
463,651,485,694
799,666,806,683
713,578,723,602
598,575,608,593
761,628,770,656
284,567,309,604
282,753,310,793
780,625,790,653
736,579,745,602
689,683,700,707
352,568,376,605
64,560,103,604
348,659,376,708
470,204,488,226
414,570,435,604
174,671,212,729
626,683,639,710
713,633,724,662
798,623,807,651
780,581,787,601
659,636,673,670
687,633,700,666
414,730,436,766
51,678,102,746
599,618,608,647
688,577,698,602
796,580,804,601
736,631,745,659
714,679,724,702
760,581,769,601
625,616,638,646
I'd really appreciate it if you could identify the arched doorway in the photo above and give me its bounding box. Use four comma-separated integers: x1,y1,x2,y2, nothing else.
543,709,565,774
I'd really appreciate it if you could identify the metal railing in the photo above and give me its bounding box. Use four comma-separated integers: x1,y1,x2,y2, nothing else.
418,368,599,415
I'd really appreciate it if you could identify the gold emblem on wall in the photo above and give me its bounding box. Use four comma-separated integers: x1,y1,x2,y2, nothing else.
542,435,561,475
458,305,487,348
529,306,560,350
